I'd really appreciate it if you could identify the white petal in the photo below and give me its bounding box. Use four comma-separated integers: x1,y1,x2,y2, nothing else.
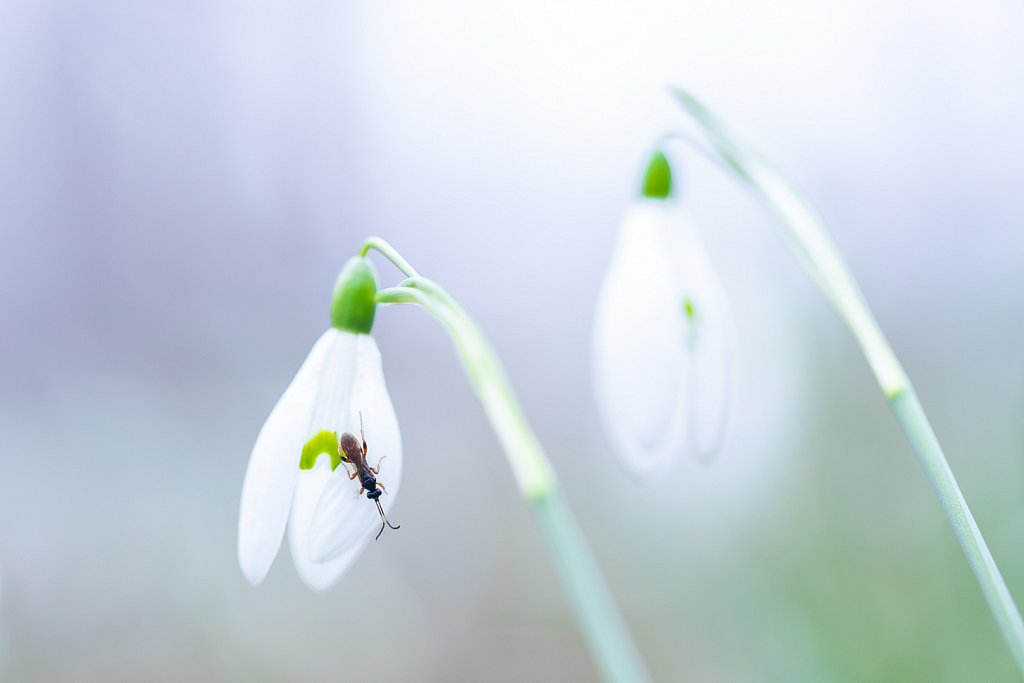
306,467,376,568
673,218,737,461
593,199,737,474
309,334,403,565
287,328,359,590
288,460,367,591
306,329,359,437
237,330,334,585
592,200,690,476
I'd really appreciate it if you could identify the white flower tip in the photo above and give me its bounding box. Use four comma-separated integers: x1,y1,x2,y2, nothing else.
238,528,277,586
615,439,681,479
299,571,339,593
238,465,296,587
298,533,372,591
239,560,267,587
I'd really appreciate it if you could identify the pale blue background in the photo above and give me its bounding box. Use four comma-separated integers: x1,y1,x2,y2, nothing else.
1,1,1022,680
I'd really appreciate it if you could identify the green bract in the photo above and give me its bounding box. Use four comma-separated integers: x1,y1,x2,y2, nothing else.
330,256,377,334
641,150,672,199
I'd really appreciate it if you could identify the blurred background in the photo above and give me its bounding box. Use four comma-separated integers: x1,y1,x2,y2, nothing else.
2,1,1023,680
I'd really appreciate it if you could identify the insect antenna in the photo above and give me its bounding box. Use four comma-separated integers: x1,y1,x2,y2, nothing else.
359,411,367,453
374,498,401,540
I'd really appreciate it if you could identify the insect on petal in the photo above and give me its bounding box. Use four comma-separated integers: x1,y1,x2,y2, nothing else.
287,329,362,590
309,334,402,565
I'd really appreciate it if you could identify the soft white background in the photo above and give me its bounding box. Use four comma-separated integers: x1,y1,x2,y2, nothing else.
1,1,1022,680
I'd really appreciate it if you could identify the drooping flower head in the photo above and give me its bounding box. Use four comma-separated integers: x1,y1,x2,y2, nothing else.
238,256,402,591
592,150,736,476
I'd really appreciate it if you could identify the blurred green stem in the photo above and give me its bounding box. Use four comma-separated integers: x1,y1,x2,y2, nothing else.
368,240,650,683
672,88,1024,675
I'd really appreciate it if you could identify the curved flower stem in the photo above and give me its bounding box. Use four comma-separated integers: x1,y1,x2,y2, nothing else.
361,237,421,279
671,88,1024,674
374,272,650,683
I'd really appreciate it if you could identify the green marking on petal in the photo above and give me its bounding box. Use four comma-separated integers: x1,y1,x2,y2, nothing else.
682,297,699,347
300,430,342,471
683,297,696,322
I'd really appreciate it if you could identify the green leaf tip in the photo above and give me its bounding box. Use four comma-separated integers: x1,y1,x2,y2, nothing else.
300,430,342,471
642,150,672,199
331,256,377,334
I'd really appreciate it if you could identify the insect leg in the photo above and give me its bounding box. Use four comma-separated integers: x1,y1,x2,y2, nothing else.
339,460,359,480
370,455,388,475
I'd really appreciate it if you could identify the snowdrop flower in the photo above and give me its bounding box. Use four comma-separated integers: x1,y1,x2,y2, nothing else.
238,256,402,591
592,150,736,476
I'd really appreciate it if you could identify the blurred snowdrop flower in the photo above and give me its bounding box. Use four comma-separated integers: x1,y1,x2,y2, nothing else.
238,256,402,591
592,150,736,476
